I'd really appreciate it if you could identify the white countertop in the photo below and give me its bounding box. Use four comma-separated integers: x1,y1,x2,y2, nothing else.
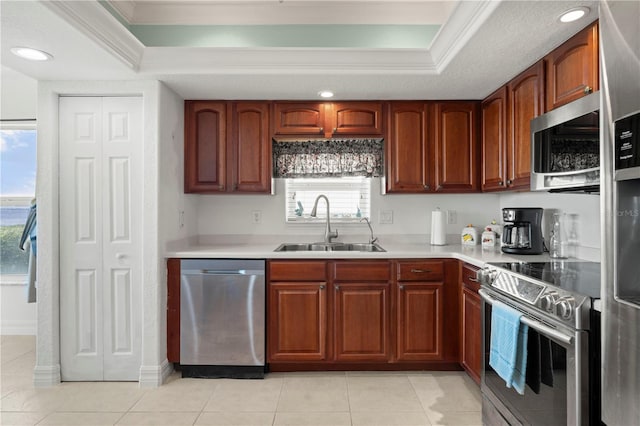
165,234,556,268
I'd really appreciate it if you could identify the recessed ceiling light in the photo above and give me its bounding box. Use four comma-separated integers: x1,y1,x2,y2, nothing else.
318,91,334,99
10,47,53,61
559,7,590,23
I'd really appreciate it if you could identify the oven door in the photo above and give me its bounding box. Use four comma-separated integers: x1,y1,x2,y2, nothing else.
479,288,589,426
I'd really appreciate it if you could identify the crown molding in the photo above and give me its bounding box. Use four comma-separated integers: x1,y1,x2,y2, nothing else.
430,0,501,72
40,0,144,70
105,0,136,23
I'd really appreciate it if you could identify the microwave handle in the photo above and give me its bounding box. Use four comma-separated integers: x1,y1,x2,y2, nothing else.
478,289,573,345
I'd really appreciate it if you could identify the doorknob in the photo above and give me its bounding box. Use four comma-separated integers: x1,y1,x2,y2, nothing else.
116,253,127,260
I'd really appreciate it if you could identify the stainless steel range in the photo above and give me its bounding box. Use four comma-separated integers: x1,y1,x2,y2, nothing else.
477,261,601,425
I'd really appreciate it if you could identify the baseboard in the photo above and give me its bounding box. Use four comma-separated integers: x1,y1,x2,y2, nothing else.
0,320,37,335
139,359,173,388
33,364,61,387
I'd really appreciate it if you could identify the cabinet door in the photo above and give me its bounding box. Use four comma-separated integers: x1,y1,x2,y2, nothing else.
272,102,326,136
461,286,482,385
386,102,431,193
167,259,180,363
396,282,443,361
481,87,508,191
433,101,480,193
268,282,328,362
508,60,545,190
184,101,227,193
334,283,391,362
331,102,383,136
545,22,599,111
230,102,271,193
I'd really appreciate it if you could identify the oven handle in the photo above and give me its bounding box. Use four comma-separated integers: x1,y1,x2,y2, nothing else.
478,289,573,345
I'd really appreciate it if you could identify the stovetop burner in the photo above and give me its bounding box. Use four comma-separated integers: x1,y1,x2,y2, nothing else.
489,261,601,300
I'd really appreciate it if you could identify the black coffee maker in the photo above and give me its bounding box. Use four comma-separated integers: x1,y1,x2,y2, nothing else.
501,207,544,254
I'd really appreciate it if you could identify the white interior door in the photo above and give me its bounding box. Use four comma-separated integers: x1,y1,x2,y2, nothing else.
60,96,143,381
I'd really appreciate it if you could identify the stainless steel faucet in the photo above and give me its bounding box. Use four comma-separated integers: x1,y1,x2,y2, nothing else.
360,217,378,244
310,194,338,243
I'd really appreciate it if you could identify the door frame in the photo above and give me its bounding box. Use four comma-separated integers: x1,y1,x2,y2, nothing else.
35,81,167,387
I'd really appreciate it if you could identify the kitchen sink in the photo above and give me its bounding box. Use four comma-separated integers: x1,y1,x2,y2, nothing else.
274,242,385,252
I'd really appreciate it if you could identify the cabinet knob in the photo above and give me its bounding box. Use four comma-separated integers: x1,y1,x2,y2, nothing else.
333,128,337,133
319,127,324,134
423,185,430,191
334,285,339,291
436,184,443,191
506,179,513,186
399,285,404,290
498,181,504,186
584,86,593,95
319,285,325,290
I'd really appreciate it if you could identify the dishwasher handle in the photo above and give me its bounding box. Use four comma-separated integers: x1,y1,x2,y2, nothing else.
182,269,264,276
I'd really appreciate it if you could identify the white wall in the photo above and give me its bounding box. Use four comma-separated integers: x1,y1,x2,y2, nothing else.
196,178,502,241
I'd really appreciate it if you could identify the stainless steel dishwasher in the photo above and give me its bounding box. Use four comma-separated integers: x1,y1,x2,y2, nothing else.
180,259,265,378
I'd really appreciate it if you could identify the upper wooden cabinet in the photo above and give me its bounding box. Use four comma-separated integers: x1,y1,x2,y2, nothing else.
272,101,384,138
433,101,480,193
482,61,545,192
184,100,271,193
545,21,599,111
386,101,480,193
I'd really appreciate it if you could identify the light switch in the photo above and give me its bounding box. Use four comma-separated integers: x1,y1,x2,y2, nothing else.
252,210,262,224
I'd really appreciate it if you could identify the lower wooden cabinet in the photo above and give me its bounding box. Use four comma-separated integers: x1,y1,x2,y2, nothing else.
396,282,443,361
461,263,482,384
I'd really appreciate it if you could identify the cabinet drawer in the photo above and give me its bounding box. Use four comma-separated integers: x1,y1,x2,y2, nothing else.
462,263,480,292
269,261,327,281
397,261,444,281
332,261,391,281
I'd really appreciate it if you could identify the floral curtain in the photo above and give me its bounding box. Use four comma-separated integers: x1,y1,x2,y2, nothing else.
272,138,384,178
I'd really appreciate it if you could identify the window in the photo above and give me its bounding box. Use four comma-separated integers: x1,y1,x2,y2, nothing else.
285,177,371,223
1,125,36,278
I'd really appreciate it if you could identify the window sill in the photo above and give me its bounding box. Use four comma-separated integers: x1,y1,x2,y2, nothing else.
0,275,28,286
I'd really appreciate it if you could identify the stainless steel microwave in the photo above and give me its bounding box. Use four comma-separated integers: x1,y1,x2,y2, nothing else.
531,92,600,192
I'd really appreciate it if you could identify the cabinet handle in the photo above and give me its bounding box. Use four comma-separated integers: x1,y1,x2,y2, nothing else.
498,181,504,186
584,86,593,94
334,285,339,291
506,179,513,186
319,285,325,290
411,269,431,273
468,277,479,282
423,185,430,191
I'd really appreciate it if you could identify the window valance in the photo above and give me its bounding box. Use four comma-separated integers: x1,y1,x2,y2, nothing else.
272,138,384,178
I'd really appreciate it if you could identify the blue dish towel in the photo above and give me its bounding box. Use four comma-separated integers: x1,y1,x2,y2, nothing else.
489,300,529,395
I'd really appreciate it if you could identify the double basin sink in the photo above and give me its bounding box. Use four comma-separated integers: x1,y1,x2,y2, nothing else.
275,242,385,252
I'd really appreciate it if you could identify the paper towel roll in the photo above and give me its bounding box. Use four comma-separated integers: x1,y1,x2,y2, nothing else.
430,210,446,245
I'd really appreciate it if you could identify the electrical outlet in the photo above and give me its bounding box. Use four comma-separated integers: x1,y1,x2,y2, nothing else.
447,209,457,224
379,210,393,224
251,210,262,224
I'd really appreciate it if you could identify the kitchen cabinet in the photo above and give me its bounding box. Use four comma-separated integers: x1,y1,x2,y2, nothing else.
167,258,180,363
460,263,481,384
545,21,599,111
482,61,545,192
332,261,392,362
386,101,480,193
184,100,271,193
433,101,480,193
395,261,444,361
272,101,383,138
267,261,328,362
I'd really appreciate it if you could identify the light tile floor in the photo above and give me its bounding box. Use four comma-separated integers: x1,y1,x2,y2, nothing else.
1,336,482,425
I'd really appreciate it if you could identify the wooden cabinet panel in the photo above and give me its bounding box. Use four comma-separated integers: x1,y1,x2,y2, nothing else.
331,102,383,136
268,282,328,362
332,261,391,282
545,22,599,111
396,282,443,361
167,258,180,363
334,283,391,362
272,102,325,136
508,61,545,190
386,102,431,193
269,261,327,281
433,102,480,193
184,101,227,193
461,263,481,384
396,261,444,281
230,102,271,192
481,87,508,191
